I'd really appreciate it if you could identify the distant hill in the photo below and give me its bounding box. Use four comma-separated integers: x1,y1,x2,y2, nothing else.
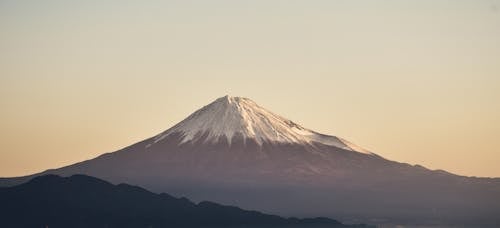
0,174,371,228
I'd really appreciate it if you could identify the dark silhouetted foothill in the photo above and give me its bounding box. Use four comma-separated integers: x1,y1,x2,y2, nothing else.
0,174,371,228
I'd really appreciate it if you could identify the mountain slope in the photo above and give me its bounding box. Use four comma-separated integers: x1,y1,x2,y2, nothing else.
0,174,369,228
1,96,500,226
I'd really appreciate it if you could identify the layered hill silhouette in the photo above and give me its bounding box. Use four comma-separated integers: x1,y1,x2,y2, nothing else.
1,96,500,226
0,174,370,228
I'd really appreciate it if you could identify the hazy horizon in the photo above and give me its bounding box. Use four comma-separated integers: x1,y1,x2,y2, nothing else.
1,0,499,177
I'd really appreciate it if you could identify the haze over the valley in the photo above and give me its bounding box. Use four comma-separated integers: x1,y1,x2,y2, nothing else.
1,0,499,178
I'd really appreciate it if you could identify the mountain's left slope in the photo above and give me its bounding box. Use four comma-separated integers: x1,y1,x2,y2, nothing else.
0,174,368,228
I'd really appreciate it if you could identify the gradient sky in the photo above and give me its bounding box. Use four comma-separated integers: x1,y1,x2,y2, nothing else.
1,0,499,177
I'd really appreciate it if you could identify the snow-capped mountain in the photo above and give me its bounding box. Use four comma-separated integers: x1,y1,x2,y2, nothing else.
1,95,499,226
151,95,371,154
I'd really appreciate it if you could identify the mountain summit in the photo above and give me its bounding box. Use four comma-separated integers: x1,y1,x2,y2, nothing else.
1,95,499,226
152,95,371,154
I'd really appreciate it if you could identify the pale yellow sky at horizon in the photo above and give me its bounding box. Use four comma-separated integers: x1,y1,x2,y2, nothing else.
1,0,499,177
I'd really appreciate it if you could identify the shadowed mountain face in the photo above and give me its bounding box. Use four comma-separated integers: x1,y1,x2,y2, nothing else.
1,96,500,226
0,174,369,228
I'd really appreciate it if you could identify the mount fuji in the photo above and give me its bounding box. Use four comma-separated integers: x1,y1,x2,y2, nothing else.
2,95,500,226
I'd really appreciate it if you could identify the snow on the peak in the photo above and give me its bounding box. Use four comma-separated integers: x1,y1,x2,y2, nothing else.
152,95,373,155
